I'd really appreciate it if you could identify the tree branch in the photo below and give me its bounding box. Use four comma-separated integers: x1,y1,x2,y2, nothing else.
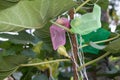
69,9,79,80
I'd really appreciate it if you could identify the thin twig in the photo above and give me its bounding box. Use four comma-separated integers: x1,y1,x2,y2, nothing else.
78,52,111,71
50,20,73,34
75,0,91,13
20,59,70,67
79,33,120,48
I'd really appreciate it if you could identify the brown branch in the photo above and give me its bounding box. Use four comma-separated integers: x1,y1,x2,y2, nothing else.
68,9,78,80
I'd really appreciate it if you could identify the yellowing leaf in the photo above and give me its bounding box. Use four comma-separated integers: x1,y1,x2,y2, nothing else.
32,41,43,54
29,58,50,71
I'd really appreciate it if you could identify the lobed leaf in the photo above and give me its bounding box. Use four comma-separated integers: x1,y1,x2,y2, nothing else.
0,0,76,32
104,38,120,53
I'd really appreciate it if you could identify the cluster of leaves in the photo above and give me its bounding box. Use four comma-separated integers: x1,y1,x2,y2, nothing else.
0,0,120,80
0,0,76,80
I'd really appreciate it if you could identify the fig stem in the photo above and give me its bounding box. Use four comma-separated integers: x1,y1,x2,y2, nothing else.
50,20,73,33
79,33,120,48
75,0,91,13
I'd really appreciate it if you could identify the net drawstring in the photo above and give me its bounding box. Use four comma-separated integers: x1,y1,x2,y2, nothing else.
67,32,80,80
76,34,89,80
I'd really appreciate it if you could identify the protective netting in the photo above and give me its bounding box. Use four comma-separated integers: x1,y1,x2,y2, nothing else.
50,17,70,50
70,4,101,35
77,28,110,54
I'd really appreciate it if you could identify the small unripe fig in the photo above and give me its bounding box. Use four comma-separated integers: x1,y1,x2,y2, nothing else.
57,45,70,58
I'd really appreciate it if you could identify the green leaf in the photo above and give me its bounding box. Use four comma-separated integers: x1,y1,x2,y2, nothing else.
34,27,51,45
97,0,109,10
0,31,38,44
0,55,28,79
101,21,109,30
0,42,24,56
28,58,50,71
20,67,36,80
104,38,120,53
21,49,36,58
116,25,120,33
0,0,76,32
2,48,16,56
86,0,109,10
0,0,18,11
34,23,53,52
0,55,27,69
29,58,59,78
0,68,17,80
0,41,11,49
5,0,20,3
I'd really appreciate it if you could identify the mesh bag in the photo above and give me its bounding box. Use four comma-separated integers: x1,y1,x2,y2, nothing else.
50,18,70,50
71,4,101,35
77,28,110,54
